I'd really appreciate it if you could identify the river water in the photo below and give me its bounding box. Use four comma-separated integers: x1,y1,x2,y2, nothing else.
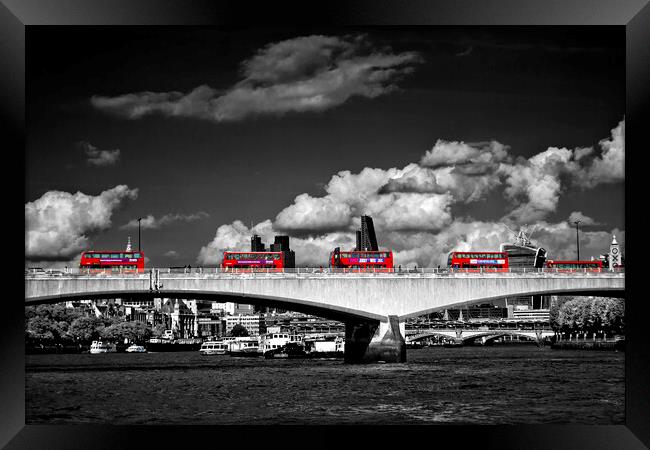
25,346,624,425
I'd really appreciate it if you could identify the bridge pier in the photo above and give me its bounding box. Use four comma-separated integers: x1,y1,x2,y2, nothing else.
344,315,406,363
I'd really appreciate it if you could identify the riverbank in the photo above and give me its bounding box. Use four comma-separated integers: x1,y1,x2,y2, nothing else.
551,339,624,351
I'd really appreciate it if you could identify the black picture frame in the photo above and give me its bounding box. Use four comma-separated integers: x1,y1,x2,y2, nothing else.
4,0,648,448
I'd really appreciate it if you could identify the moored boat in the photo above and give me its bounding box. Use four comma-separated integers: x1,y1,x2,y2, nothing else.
304,336,345,358
260,332,307,359
90,340,117,354
228,336,260,357
265,342,307,359
125,344,147,353
199,340,230,355
146,332,203,352
259,332,304,358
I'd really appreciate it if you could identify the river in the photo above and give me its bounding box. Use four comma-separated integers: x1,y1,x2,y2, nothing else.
25,346,624,425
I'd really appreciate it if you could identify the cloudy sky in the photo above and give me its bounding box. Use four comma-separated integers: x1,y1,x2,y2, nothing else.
25,27,625,268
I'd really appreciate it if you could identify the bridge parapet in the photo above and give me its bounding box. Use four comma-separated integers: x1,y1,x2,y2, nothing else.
25,267,626,280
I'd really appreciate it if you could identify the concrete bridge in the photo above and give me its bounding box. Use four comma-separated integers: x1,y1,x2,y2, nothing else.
405,328,556,346
25,268,624,363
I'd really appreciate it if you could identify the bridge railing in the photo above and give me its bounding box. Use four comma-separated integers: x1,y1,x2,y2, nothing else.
25,266,626,278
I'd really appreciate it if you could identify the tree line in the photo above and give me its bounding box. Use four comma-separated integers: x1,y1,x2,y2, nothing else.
25,304,249,347
25,304,157,345
549,296,624,336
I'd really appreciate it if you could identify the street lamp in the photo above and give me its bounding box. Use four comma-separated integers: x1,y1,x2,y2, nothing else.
137,217,142,252
573,220,581,260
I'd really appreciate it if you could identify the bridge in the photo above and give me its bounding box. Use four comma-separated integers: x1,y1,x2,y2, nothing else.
405,328,556,346
25,268,624,363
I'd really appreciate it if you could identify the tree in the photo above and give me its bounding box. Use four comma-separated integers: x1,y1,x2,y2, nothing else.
26,316,64,342
228,324,249,337
101,321,152,343
549,296,573,331
152,323,168,337
551,296,625,335
68,316,105,342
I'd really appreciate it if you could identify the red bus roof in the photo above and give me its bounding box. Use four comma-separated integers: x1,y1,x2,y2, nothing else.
82,250,144,254
334,250,392,254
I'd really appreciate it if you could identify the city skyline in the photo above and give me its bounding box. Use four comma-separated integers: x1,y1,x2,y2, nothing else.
25,27,625,268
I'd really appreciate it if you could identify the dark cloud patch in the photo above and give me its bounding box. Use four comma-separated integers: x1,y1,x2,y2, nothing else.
91,35,423,122
78,141,121,166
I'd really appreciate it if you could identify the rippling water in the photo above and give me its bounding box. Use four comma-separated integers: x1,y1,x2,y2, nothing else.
25,346,624,425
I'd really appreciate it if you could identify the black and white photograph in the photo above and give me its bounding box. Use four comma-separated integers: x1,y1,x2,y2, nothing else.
15,12,639,440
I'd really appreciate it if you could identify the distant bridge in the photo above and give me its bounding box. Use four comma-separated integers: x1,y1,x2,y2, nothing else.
405,328,555,345
25,268,624,363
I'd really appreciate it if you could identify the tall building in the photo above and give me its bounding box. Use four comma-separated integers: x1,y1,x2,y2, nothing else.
269,235,296,268
355,215,379,251
270,235,290,251
609,235,621,269
251,235,265,252
499,227,549,315
499,227,546,268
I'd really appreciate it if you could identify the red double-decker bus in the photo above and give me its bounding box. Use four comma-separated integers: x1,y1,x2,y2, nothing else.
80,251,145,273
447,252,509,270
329,248,394,271
545,260,603,271
221,251,286,271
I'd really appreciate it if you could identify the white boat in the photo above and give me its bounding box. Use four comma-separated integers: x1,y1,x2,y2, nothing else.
305,336,345,358
259,332,304,357
125,344,147,353
228,336,260,357
89,340,117,354
199,340,230,355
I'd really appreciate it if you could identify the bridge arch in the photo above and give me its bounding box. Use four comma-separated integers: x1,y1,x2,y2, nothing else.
399,287,625,320
407,329,553,344
24,289,384,324
25,272,624,363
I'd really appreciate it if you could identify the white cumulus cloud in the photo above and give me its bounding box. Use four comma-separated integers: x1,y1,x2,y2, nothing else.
25,185,138,261
197,119,624,267
568,211,600,226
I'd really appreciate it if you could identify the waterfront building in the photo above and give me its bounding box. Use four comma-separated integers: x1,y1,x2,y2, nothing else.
121,296,154,308
265,313,345,335
159,299,199,338
211,302,254,316
125,306,164,326
226,314,267,336
197,316,226,337
510,309,551,321
64,299,92,309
